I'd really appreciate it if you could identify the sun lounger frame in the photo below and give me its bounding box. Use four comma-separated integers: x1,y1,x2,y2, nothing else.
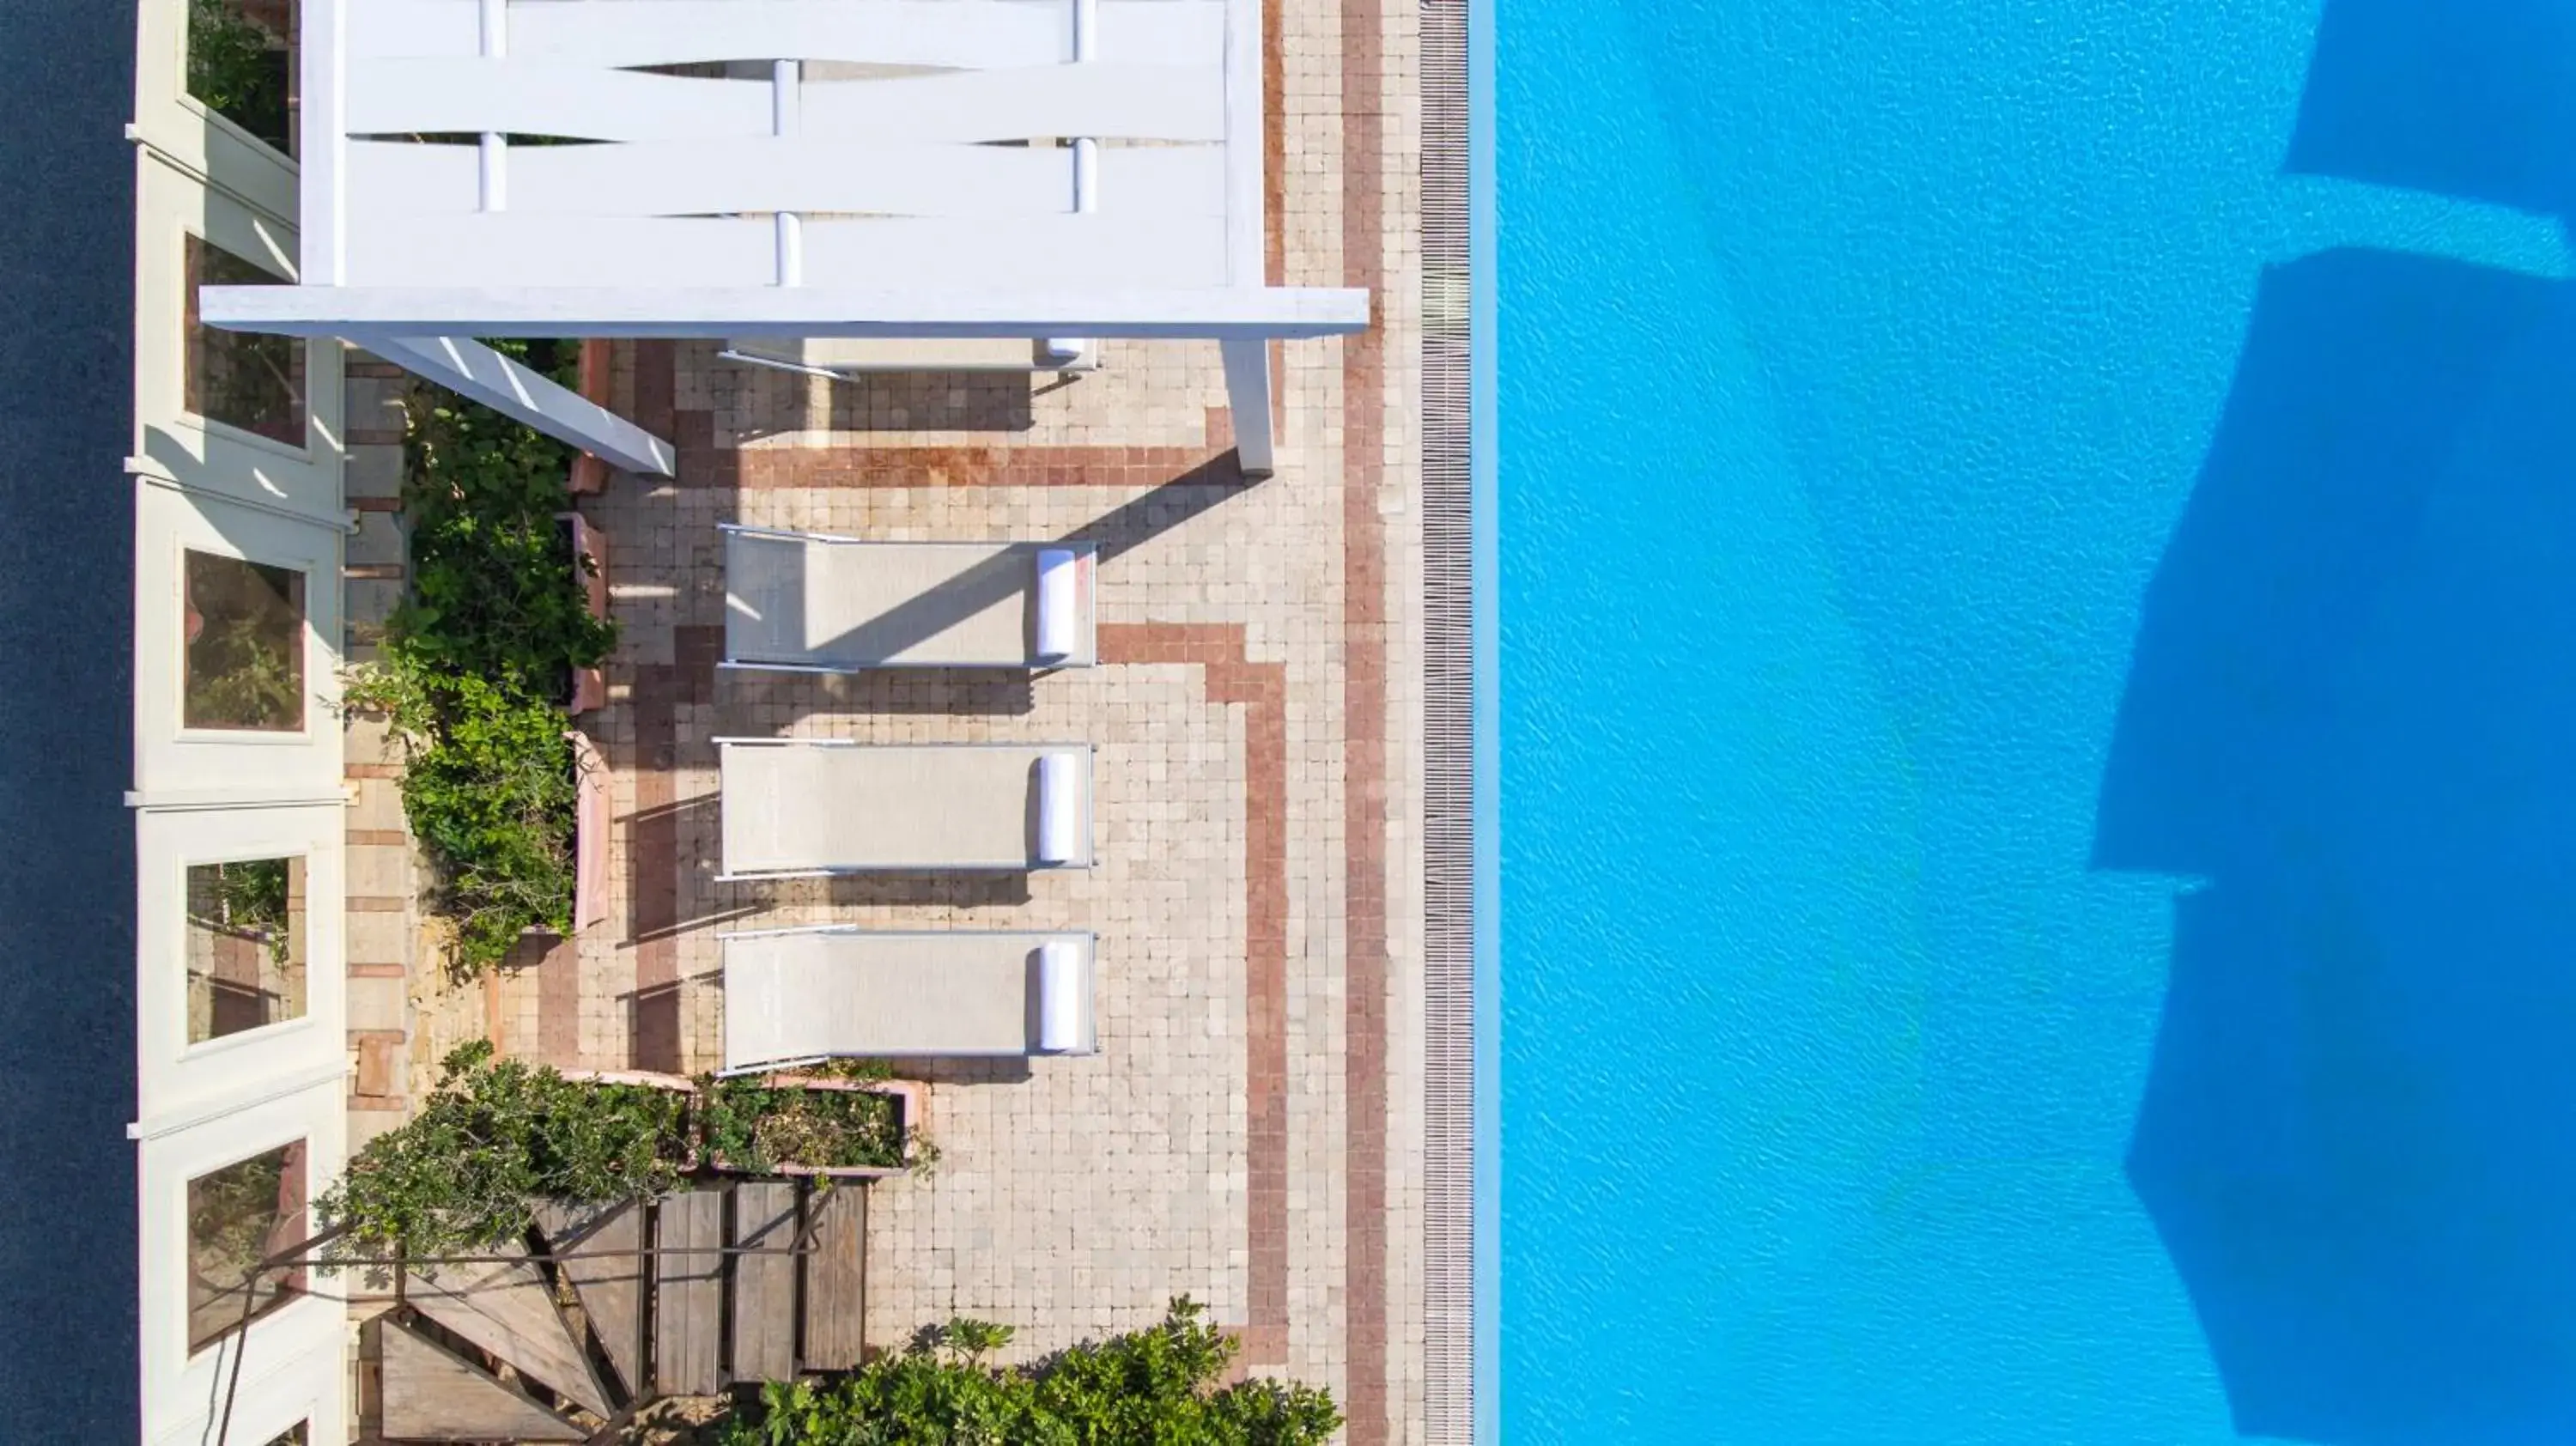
718,521,1098,674
713,737,1097,881
716,926,1099,1074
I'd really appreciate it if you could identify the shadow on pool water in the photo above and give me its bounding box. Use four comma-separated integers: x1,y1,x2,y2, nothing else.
2105,3,2576,1438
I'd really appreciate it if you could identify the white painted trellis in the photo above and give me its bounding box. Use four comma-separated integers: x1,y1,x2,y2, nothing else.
203,0,1370,477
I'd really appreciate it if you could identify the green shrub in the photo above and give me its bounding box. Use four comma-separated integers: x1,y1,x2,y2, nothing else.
348,338,611,975
315,1041,691,1259
346,663,583,973
314,1044,940,1260
714,1298,1342,1445
398,349,613,686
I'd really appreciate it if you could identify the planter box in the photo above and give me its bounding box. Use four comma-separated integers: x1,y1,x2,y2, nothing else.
705,1076,927,1182
560,512,611,715
555,1070,926,1180
568,341,614,495
557,1067,694,1092
565,729,609,933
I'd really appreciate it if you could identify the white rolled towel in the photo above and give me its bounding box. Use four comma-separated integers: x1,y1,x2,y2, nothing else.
1034,548,1081,663
1036,939,1091,1054
1034,750,1088,866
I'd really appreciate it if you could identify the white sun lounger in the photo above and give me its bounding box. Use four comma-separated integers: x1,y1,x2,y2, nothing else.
717,738,1095,878
721,927,1099,1072
722,523,1097,671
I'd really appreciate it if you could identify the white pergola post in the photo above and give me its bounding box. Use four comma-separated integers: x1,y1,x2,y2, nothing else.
1219,337,1274,477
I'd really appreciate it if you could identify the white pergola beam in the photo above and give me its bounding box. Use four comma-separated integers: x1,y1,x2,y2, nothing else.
200,285,1370,341
358,334,677,477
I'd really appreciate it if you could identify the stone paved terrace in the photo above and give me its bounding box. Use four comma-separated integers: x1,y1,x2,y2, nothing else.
359,0,1432,1431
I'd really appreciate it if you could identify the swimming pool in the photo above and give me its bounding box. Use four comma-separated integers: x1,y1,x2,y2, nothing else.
1496,1,2576,1439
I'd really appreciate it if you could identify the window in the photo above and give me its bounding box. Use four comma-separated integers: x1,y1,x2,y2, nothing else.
185,859,307,1042
185,235,305,444
187,1141,306,1351
183,550,306,732
263,1425,310,1446
185,0,295,155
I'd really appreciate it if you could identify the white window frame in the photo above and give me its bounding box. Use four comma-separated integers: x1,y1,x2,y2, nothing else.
137,804,345,1123
136,485,343,799
135,0,301,226
138,1080,348,1446
137,148,347,528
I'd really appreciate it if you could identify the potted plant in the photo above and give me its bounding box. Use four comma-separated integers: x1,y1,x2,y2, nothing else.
697,1070,929,1181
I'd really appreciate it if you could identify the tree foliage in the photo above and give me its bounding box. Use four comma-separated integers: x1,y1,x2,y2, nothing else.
313,1044,933,1261
714,1298,1343,1446
313,1041,690,1260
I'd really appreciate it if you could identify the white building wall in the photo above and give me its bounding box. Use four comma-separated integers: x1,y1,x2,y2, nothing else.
129,2,353,1442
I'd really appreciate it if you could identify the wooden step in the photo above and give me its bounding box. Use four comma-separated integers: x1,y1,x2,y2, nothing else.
539,1200,647,1400
654,1190,724,1395
800,1183,868,1370
408,1243,612,1419
729,1182,799,1382
380,1318,586,1443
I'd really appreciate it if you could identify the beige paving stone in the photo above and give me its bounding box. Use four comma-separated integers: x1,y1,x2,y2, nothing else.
333,0,1430,1429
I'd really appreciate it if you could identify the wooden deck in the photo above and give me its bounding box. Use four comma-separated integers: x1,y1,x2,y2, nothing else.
379,1182,872,1441
803,1184,868,1371
653,1188,725,1395
730,1182,799,1382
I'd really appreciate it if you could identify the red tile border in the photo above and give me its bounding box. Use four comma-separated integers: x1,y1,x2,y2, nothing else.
700,409,1250,490
1265,0,1286,289
1339,0,1393,1428
583,54,1382,1355
532,932,581,1067
629,666,683,1075
1099,623,1292,1367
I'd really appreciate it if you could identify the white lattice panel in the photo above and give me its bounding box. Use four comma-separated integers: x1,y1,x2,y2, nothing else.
331,0,1242,290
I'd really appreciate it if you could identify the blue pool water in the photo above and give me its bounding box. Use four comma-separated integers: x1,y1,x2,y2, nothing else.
1497,2,2576,1440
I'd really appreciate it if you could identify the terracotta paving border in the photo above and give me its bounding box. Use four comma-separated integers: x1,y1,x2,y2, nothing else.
601,326,1330,1381
1340,0,1394,1430
679,408,1246,491
1099,622,1292,1365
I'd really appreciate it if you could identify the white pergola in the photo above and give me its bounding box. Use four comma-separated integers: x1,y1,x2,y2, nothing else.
200,0,1370,477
